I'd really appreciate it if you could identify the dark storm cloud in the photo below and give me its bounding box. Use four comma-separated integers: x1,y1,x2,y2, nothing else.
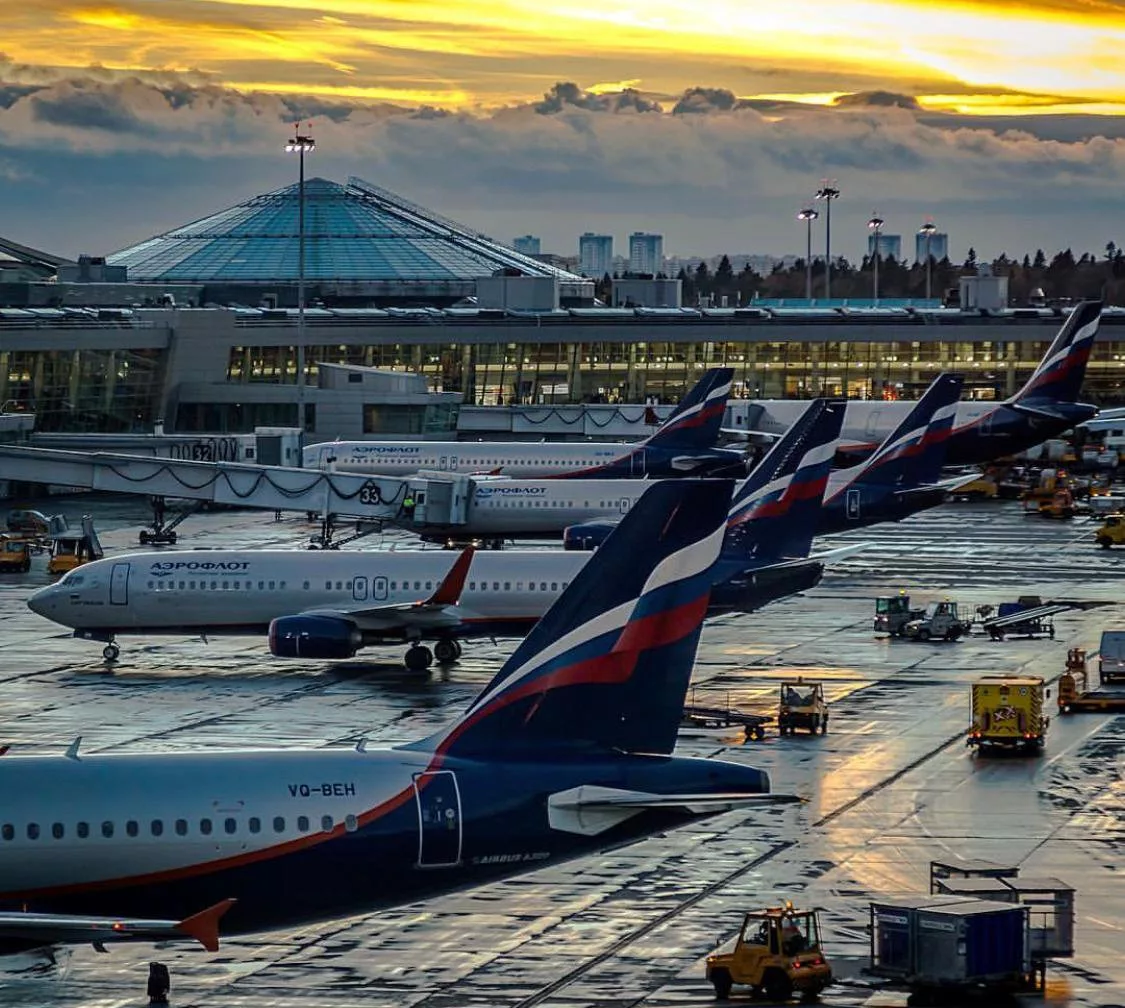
834,91,923,110
3,73,1125,262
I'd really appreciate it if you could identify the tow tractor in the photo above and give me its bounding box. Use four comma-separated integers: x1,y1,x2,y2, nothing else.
0,535,32,573
778,678,828,735
902,600,972,642
873,592,924,636
1094,513,1125,549
706,903,833,1002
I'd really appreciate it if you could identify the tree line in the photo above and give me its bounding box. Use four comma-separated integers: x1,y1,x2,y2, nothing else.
596,244,1125,305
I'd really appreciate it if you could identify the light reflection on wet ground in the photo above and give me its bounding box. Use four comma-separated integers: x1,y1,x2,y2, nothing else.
0,495,1121,1006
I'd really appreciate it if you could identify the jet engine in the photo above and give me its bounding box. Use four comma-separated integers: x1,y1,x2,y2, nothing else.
562,520,618,551
268,615,362,659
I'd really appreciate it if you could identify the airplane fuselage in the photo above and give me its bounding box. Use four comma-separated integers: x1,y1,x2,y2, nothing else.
306,441,745,479
28,548,822,645
728,400,1096,466
0,748,768,939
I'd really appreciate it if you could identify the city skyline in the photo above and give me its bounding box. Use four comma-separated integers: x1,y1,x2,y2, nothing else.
3,3,1125,259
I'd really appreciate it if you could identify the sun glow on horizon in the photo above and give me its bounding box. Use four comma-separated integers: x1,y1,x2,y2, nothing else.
6,0,1125,116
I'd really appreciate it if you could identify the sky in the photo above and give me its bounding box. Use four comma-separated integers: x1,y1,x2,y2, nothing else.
4,0,1125,261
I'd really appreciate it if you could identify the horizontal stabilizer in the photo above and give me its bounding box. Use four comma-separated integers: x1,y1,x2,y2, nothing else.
1009,401,1084,423
548,784,801,835
0,898,236,952
807,542,872,563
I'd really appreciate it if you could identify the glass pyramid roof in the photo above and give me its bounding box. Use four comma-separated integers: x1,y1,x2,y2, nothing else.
108,177,580,284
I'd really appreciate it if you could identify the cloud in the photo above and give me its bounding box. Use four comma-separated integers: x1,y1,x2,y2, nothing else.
833,90,922,110
2,73,1125,264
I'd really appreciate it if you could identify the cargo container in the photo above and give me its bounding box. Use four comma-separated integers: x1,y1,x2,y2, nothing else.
968,676,1047,753
870,897,1032,997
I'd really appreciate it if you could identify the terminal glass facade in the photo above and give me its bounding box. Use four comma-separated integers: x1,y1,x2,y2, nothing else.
0,348,165,432
225,337,1125,405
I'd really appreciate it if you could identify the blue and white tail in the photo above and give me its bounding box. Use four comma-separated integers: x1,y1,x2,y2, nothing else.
830,373,963,493
1011,300,1101,406
721,399,845,564
643,368,734,451
422,479,733,758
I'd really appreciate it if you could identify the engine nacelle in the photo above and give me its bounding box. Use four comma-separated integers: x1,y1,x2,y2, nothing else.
268,615,361,659
562,519,618,551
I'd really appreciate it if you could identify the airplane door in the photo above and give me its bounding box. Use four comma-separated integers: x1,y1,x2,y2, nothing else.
449,455,458,472
979,412,994,436
619,497,632,513
413,770,462,868
633,452,646,476
846,489,862,520
864,410,882,438
371,576,388,600
439,456,448,470
352,576,368,601
109,562,130,605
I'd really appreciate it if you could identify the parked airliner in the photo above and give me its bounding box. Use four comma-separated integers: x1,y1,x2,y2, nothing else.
28,400,847,671
562,373,965,550
723,300,1103,466
305,367,746,479
1,479,788,960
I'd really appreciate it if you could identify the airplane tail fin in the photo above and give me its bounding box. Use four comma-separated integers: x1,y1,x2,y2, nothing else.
420,479,733,758
642,367,734,451
1011,300,1102,405
721,398,845,564
835,373,963,489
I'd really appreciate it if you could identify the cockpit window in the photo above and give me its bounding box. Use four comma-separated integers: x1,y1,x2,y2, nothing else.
59,572,84,587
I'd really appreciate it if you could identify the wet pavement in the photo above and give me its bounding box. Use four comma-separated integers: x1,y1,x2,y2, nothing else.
0,495,1122,1007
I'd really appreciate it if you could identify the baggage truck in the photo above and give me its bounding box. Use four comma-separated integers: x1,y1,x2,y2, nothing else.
968,676,1048,753
1098,630,1125,684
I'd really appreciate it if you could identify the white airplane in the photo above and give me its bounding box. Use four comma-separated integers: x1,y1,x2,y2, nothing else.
723,300,1103,466
0,479,790,969
306,368,746,479
28,399,850,671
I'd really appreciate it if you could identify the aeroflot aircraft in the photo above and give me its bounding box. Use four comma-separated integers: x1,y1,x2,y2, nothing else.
305,367,746,479
28,399,847,671
0,479,789,956
563,374,965,550
725,300,1103,466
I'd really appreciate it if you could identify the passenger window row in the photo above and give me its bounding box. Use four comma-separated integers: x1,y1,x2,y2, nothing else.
147,580,289,592
1,814,338,841
468,580,567,592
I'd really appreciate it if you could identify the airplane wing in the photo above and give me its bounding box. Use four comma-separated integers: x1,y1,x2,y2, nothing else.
300,547,475,631
0,899,235,951
548,786,803,835
808,542,871,563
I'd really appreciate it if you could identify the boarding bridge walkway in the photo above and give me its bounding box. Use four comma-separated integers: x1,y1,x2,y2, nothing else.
0,445,473,528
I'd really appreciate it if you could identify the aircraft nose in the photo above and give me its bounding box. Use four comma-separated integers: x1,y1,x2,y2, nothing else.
26,584,55,617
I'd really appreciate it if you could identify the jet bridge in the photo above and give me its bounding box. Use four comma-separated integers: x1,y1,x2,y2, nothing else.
0,446,473,540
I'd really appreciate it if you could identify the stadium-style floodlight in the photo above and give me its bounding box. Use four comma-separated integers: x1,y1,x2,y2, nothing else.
814,182,841,299
867,214,885,305
797,208,819,301
919,219,938,301
285,123,316,442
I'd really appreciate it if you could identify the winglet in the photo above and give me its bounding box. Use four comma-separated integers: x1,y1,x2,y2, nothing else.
425,547,475,607
176,898,237,952
65,736,82,761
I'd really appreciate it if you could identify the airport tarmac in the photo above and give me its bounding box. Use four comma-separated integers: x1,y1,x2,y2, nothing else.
0,495,1122,1007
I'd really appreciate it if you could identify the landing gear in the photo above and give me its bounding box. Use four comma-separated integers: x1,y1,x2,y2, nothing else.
139,497,200,546
433,638,462,666
404,644,434,673
147,961,170,1004
102,642,120,663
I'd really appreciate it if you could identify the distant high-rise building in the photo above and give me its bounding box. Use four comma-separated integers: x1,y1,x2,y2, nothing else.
915,229,949,263
512,234,541,256
867,233,903,260
628,232,664,276
578,233,613,277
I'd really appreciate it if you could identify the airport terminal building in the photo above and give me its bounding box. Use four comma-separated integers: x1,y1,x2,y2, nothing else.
1,179,1123,439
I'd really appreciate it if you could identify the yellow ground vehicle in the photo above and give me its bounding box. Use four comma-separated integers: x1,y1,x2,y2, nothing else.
0,535,32,573
46,516,104,576
968,675,1048,753
949,474,998,501
706,904,832,1001
1058,648,1125,714
1037,487,1077,519
778,678,828,735
1094,513,1125,548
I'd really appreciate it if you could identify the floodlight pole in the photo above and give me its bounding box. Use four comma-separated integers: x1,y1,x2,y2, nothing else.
286,123,315,444
815,182,840,300
867,214,885,305
797,208,819,301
